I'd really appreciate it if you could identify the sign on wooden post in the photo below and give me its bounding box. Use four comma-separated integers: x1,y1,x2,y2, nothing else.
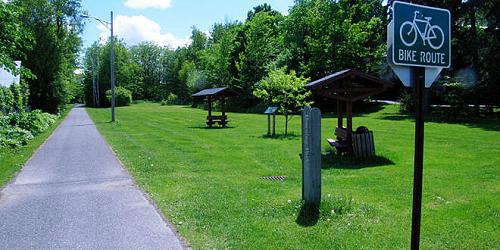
301,106,321,205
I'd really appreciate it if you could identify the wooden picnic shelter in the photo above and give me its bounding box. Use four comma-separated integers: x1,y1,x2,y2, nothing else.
305,69,393,156
192,87,239,128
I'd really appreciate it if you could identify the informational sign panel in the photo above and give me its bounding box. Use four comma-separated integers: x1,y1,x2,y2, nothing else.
0,61,21,87
392,1,451,68
264,107,278,114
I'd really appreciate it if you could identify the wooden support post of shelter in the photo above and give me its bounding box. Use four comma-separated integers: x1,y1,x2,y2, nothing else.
192,87,239,128
305,69,393,156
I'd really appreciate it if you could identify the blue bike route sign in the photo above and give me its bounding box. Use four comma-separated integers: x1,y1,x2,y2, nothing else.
392,1,451,68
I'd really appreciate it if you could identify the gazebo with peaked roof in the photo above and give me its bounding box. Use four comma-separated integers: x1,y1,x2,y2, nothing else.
192,87,239,128
305,69,393,154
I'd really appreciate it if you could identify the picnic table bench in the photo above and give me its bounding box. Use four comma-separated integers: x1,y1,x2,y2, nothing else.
327,127,349,152
191,87,239,128
327,126,375,157
206,115,228,127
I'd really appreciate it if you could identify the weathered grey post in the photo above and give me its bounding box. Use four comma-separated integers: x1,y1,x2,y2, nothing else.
301,106,322,205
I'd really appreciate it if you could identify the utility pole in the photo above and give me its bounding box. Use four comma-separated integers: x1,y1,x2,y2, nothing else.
110,11,116,122
91,58,96,107
81,10,116,121
96,57,100,107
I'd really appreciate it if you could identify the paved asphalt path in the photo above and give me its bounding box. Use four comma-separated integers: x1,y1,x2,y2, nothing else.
0,106,184,250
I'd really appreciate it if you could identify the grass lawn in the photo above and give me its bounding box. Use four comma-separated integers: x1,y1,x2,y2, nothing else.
87,103,499,249
0,105,73,188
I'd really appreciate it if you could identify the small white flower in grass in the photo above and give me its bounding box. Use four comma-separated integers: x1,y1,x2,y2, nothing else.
331,209,335,214
287,199,292,204
327,218,331,222
178,221,183,225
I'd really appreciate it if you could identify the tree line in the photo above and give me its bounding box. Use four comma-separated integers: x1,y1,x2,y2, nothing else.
84,0,387,110
84,0,499,112
3,0,496,115
1,0,84,113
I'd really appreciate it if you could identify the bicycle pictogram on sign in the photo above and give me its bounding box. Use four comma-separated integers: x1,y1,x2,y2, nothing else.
400,11,445,50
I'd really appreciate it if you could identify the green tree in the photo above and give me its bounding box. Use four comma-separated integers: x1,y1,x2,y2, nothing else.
130,42,162,101
200,22,241,89
247,3,280,21
253,69,312,135
237,10,285,108
83,39,143,107
12,0,83,113
282,0,385,79
0,1,33,78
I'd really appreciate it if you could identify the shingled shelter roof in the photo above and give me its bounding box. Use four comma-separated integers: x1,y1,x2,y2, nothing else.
191,87,239,99
305,69,392,102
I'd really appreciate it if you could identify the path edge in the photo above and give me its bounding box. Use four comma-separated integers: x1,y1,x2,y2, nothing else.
0,105,75,194
84,107,191,250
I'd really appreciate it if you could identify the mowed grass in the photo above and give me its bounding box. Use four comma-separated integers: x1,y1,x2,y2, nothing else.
87,103,499,249
0,106,72,188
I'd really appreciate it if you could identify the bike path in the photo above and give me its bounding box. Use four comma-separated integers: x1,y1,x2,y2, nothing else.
0,106,184,250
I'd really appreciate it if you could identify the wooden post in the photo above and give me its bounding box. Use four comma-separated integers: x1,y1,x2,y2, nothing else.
272,113,276,136
221,98,226,127
337,99,343,129
346,101,353,154
208,97,213,128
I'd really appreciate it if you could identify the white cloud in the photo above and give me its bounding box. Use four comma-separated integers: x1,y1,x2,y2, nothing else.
97,15,191,48
124,0,172,10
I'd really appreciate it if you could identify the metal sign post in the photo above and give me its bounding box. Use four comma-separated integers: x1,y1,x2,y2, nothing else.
411,66,425,249
388,2,451,249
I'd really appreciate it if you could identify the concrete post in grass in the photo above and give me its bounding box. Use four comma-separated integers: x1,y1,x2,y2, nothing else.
301,106,322,205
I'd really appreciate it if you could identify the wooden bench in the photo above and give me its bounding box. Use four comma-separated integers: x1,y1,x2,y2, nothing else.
327,127,349,152
206,115,228,127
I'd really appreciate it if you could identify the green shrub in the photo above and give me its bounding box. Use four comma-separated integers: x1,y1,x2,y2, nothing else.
0,82,29,114
437,82,473,118
399,90,414,113
0,86,14,114
161,93,179,106
106,87,132,107
9,110,57,136
0,126,33,147
0,109,57,148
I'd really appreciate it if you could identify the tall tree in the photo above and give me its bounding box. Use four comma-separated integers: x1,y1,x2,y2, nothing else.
12,0,83,113
236,10,285,107
282,0,385,80
130,42,162,101
83,39,143,107
0,1,33,77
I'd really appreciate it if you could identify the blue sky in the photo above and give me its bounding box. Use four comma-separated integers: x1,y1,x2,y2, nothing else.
81,0,294,50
